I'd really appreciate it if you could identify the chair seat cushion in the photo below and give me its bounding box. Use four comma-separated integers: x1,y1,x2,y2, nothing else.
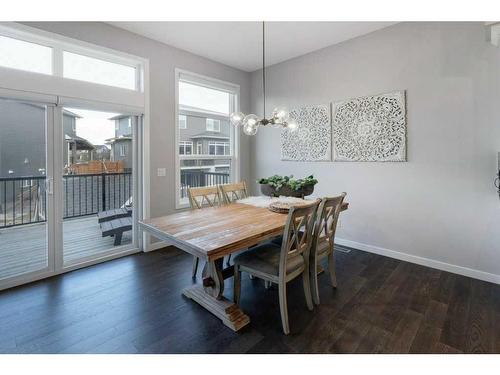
233,243,304,276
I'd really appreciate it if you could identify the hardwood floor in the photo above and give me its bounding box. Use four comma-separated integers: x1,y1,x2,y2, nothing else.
0,245,499,353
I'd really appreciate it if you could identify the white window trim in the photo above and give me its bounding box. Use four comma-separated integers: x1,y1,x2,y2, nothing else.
0,23,143,90
208,141,230,156
0,23,146,109
119,144,127,157
179,114,187,129
174,68,240,209
179,141,193,155
206,118,221,132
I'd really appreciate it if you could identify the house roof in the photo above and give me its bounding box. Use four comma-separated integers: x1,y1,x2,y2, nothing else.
64,135,95,150
62,109,82,119
189,131,230,140
108,114,131,120
105,135,133,144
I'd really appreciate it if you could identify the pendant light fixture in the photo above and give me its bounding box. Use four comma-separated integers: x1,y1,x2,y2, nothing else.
229,21,298,135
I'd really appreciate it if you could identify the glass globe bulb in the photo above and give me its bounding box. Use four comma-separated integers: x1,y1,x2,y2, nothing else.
230,111,245,126
243,114,260,128
272,106,289,122
286,119,299,132
243,123,258,135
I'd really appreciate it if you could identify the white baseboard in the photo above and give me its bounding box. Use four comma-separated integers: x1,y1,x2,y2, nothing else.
336,237,500,285
146,240,172,252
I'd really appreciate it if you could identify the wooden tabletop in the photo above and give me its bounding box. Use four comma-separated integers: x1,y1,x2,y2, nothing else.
140,201,348,261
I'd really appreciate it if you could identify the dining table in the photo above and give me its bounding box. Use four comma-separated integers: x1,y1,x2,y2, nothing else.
139,196,349,332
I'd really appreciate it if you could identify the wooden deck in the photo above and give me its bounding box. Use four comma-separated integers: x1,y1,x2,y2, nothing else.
0,216,132,280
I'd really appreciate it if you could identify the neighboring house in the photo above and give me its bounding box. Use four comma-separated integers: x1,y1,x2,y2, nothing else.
92,145,111,162
62,109,97,169
0,101,85,178
178,108,231,175
106,115,132,171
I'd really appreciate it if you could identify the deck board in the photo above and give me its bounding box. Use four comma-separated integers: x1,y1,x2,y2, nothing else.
0,216,132,280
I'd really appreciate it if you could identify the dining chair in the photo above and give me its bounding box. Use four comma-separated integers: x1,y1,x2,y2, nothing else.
219,181,248,204
187,186,223,278
310,193,346,305
233,200,319,335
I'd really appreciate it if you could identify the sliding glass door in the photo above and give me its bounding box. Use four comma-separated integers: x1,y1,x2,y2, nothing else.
0,97,54,284
61,107,137,266
0,94,142,291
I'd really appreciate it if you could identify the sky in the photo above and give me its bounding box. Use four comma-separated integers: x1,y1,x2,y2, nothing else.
66,107,118,147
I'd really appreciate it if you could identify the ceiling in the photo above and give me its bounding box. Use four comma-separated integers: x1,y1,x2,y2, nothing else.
108,22,397,72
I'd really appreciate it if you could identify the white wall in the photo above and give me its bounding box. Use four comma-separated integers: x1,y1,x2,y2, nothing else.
24,22,252,219
249,22,500,283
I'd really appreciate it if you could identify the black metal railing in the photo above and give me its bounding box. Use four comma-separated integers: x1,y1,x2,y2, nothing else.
63,172,132,219
0,172,132,229
180,170,229,198
0,176,47,228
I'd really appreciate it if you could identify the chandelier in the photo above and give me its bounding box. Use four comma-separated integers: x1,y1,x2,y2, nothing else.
229,22,298,135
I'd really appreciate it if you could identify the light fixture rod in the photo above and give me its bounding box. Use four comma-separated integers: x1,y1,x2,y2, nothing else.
262,20,266,119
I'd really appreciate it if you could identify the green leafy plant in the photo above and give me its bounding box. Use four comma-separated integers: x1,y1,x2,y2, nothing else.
258,174,318,191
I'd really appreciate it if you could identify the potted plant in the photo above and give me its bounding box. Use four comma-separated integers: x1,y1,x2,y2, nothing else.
258,175,318,198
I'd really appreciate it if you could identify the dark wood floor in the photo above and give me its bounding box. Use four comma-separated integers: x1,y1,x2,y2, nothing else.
1,246,499,354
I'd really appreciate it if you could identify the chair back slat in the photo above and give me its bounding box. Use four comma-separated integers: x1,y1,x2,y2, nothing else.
279,200,320,275
187,186,222,209
220,181,248,204
313,193,346,250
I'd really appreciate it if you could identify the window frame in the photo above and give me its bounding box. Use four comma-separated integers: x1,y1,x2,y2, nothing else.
119,144,127,157
174,68,240,209
208,141,230,156
206,118,221,132
0,23,145,95
179,141,193,155
179,114,187,129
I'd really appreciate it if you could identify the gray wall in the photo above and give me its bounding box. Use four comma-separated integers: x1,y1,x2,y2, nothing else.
24,22,252,219
250,22,500,280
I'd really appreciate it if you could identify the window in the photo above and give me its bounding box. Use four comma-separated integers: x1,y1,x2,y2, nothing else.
179,115,187,129
0,35,52,75
119,144,127,157
176,70,239,208
63,51,137,90
208,141,230,155
179,81,230,114
0,24,144,97
206,119,221,132
179,141,193,155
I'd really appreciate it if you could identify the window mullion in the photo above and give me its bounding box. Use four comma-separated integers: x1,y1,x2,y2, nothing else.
53,46,63,77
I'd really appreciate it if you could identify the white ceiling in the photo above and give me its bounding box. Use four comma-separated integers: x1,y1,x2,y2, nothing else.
108,22,396,72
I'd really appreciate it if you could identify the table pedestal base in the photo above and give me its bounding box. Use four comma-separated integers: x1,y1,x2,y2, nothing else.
183,285,250,332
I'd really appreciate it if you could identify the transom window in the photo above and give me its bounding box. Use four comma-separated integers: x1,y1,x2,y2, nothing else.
0,25,143,92
206,118,220,132
63,51,137,90
208,141,230,156
0,35,52,75
179,141,193,155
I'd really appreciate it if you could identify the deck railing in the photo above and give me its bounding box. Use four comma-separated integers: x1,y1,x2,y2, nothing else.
0,172,132,228
1,170,229,228
180,170,230,198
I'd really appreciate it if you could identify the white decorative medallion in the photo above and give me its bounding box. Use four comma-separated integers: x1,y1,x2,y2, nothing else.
280,105,331,161
332,91,407,162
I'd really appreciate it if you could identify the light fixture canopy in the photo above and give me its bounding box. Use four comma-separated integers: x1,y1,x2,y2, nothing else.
230,22,298,135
